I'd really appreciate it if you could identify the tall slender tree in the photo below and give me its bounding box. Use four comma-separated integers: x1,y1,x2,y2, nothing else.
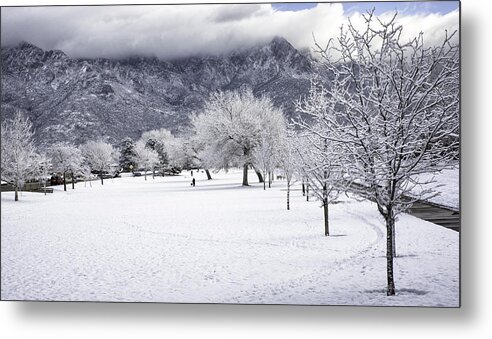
1,111,39,201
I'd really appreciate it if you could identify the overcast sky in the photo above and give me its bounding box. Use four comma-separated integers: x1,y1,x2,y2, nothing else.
1,2,459,60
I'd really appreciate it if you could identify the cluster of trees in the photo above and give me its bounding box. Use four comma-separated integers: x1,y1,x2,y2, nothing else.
119,128,195,181
1,112,120,199
0,114,185,197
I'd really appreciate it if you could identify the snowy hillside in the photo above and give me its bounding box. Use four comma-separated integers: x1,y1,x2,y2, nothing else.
1,170,459,306
1,38,316,146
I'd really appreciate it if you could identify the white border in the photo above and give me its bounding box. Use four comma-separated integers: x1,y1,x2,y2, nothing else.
1,1,491,338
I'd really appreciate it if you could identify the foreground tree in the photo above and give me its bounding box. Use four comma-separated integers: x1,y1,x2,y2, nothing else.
313,12,459,295
0,111,39,201
81,140,116,185
194,89,285,186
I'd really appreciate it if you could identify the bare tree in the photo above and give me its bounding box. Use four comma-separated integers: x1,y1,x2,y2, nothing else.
312,12,459,295
289,124,343,237
0,111,39,201
81,140,116,185
280,134,298,210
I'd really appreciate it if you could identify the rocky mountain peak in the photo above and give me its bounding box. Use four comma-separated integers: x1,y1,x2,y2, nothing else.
1,38,318,147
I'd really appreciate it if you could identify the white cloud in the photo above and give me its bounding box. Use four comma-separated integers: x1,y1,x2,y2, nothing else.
0,3,459,60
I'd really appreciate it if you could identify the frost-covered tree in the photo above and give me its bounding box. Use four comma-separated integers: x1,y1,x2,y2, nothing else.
79,164,94,188
165,136,190,168
133,141,159,181
34,152,51,195
253,109,287,190
289,121,343,237
0,111,39,201
311,12,459,295
180,128,214,180
194,89,284,186
119,137,137,172
139,128,179,176
50,143,84,191
81,140,116,185
253,136,275,190
279,134,298,210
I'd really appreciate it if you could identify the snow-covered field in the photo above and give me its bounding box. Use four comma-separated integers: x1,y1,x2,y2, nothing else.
1,169,459,306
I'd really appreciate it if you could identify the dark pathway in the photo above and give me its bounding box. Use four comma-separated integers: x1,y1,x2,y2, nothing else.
407,201,460,232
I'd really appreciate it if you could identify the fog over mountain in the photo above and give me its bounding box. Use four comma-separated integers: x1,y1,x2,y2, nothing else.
1,4,459,60
1,37,319,146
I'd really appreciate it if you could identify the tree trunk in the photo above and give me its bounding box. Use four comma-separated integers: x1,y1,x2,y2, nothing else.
268,172,272,188
63,171,67,191
392,220,397,258
144,169,147,181
14,187,18,201
302,181,305,196
323,199,329,236
71,171,75,189
152,170,155,179
263,173,266,190
242,163,249,186
253,166,264,183
100,174,104,185
323,174,329,236
205,169,212,180
287,182,290,210
306,184,309,201
386,211,396,296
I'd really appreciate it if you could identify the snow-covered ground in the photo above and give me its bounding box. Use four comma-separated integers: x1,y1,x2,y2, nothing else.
1,169,459,306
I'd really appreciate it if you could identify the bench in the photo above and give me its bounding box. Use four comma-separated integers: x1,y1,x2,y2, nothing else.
35,187,54,193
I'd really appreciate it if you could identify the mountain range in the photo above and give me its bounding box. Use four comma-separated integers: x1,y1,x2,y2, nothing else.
1,37,319,147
